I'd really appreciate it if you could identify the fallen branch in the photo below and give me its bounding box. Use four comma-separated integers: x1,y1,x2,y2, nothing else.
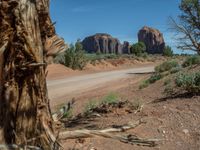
59,120,160,147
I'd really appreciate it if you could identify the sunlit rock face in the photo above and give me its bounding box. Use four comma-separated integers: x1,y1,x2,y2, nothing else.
138,26,165,54
82,33,124,54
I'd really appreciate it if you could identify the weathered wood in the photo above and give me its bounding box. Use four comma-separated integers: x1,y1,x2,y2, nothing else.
59,120,159,147
0,0,65,149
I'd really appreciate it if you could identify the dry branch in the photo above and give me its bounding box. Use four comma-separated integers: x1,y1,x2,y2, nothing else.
59,120,160,147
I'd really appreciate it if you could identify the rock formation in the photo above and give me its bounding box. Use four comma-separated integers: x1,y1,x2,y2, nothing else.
82,33,124,54
122,41,131,54
138,26,165,54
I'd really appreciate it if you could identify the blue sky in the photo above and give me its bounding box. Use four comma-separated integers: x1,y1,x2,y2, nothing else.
50,0,189,54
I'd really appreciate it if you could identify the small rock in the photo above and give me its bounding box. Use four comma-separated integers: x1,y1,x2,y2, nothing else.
162,130,166,134
182,129,189,134
163,106,167,109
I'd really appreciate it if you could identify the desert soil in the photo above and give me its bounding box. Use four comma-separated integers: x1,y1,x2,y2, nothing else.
47,60,200,150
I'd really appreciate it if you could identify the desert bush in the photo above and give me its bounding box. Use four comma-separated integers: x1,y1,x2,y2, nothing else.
139,80,150,89
148,73,162,84
182,55,200,67
163,46,173,57
164,78,172,86
130,42,146,56
139,73,163,89
155,60,179,73
170,66,182,74
164,84,174,96
64,41,87,70
53,52,65,64
175,72,200,94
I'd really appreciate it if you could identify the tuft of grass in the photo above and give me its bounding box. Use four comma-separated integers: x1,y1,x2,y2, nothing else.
84,93,119,114
62,108,73,119
101,93,119,105
155,60,179,73
182,55,200,68
84,100,98,114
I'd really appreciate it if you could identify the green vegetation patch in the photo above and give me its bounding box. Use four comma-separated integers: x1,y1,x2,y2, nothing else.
182,55,200,68
155,60,179,73
175,72,200,94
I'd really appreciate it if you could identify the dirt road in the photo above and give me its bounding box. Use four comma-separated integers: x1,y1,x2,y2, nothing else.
47,66,154,106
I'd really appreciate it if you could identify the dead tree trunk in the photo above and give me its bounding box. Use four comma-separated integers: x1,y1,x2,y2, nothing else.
0,0,63,149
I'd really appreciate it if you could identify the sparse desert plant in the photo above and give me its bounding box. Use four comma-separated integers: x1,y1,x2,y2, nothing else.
164,84,174,96
155,60,179,73
130,99,142,110
139,73,163,89
182,55,200,68
148,73,163,84
139,80,150,89
164,78,172,86
175,72,200,94
163,46,174,57
62,108,73,119
170,66,182,74
101,93,119,105
84,100,98,114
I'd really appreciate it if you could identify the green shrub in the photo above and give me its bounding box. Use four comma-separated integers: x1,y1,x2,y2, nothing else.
163,46,173,57
170,66,182,74
54,52,65,64
130,42,146,56
148,73,162,84
155,60,179,73
139,73,163,89
64,41,87,70
175,72,200,94
182,55,200,67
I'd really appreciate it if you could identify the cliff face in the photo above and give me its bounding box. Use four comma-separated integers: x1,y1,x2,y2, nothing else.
82,33,130,54
138,26,165,54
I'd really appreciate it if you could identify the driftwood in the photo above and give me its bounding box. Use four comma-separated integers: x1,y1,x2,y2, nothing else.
59,120,159,147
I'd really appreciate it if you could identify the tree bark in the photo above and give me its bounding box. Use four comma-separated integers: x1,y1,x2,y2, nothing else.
0,0,60,149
